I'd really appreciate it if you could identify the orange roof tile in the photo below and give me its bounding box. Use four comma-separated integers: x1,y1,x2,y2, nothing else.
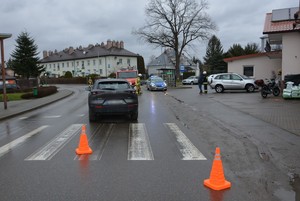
263,13,300,34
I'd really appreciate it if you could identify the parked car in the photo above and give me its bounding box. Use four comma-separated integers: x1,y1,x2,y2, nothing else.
146,76,167,91
182,76,199,85
208,72,258,93
87,79,138,121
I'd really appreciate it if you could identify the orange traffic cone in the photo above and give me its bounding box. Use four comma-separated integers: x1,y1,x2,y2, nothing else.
75,125,93,155
204,147,231,191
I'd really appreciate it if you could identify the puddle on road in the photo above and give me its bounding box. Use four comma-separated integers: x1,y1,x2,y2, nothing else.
275,173,300,201
274,188,295,201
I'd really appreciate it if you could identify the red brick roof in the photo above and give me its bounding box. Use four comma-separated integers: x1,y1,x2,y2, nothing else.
263,13,300,34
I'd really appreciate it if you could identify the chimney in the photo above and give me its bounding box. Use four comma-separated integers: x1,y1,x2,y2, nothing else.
43,50,48,58
112,40,116,47
120,41,124,49
106,39,112,49
69,46,74,54
116,41,120,48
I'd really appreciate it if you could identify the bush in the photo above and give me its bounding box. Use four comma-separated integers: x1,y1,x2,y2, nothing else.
21,86,58,99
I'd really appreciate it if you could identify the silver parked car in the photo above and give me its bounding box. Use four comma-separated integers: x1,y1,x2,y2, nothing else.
182,76,199,85
208,72,258,93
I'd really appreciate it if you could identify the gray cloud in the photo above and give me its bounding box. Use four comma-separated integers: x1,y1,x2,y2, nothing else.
0,0,298,64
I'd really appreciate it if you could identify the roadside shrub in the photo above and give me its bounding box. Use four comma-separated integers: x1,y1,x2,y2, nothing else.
21,86,58,99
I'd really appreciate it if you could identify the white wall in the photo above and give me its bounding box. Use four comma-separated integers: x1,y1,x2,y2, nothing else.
282,32,300,77
227,55,281,80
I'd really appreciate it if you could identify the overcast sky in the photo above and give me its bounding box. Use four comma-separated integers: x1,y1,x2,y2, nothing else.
0,0,298,65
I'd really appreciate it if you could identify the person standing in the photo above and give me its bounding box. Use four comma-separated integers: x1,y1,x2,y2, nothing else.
198,72,204,94
203,71,208,93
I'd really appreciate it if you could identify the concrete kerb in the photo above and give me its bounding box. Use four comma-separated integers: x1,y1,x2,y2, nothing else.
0,89,74,121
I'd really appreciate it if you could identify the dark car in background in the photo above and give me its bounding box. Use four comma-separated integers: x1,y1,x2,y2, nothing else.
146,76,167,91
87,79,138,121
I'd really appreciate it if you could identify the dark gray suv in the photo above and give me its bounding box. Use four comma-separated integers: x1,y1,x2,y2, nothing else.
88,79,138,121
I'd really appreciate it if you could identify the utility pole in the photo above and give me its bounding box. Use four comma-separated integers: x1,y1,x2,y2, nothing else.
0,33,12,110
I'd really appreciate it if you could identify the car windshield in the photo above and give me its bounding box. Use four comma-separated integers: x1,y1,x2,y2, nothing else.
240,74,251,79
151,78,163,82
97,81,130,90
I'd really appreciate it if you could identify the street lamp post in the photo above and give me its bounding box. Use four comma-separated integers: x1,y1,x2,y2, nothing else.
0,33,12,110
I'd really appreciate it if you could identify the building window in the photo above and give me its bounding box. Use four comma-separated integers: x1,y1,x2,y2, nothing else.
77,61,79,66
243,66,254,77
93,60,95,66
100,69,103,74
81,61,84,67
127,59,130,65
118,59,122,64
99,59,102,65
87,60,90,66
67,62,69,67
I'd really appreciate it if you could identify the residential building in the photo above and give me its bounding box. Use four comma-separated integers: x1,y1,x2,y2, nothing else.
40,40,139,77
224,7,300,80
146,48,196,76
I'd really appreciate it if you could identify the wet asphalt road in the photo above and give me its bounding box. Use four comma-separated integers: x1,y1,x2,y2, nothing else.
0,84,299,201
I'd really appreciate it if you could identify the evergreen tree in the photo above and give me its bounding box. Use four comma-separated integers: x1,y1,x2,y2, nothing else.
10,31,45,79
226,43,245,57
137,55,146,74
203,35,227,74
244,43,260,55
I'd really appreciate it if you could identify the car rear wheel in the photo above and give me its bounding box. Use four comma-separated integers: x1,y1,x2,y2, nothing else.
215,85,224,93
246,84,255,92
130,112,138,120
190,81,194,85
89,109,96,122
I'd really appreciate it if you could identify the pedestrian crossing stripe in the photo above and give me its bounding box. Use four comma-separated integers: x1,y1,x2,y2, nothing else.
128,123,154,160
25,124,82,160
0,125,49,159
164,123,207,160
0,123,206,161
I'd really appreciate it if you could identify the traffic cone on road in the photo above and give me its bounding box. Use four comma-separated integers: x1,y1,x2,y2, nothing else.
204,147,231,191
75,125,93,155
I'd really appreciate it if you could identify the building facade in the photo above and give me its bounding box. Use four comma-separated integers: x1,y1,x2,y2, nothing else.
225,7,300,80
146,48,196,76
40,40,139,77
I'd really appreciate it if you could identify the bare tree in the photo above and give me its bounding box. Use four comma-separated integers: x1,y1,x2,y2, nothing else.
133,0,216,79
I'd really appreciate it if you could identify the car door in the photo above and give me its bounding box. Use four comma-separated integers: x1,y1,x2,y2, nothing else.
220,74,231,88
230,74,244,89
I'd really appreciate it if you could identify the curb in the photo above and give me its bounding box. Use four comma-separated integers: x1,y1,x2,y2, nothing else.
0,89,74,121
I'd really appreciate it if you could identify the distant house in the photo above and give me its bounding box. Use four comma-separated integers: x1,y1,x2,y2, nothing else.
224,7,300,80
40,40,140,77
147,48,196,76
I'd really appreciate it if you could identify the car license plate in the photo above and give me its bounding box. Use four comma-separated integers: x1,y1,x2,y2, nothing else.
105,100,125,105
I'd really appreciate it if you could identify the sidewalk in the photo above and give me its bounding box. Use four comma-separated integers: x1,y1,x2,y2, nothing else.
0,89,73,121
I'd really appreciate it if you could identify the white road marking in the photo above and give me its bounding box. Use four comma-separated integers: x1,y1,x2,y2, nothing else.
19,117,28,120
0,125,49,158
25,124,82,160
43,115,61,118
128,123,154,160
164,123,206,160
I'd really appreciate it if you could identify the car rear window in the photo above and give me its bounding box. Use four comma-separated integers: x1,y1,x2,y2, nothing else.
97,81,130,90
